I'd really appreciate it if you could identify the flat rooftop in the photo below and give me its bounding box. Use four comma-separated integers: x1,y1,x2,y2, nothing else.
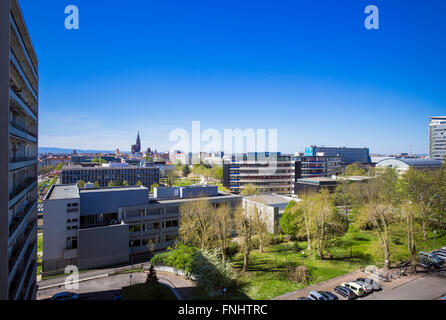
47,185,79,200
61,165,158,170
244,194,295,206
151,192,241,204
79,186,148,194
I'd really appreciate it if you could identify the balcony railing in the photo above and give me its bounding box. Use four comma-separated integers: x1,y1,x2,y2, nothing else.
9,200,36,240
10,121,37,138
10,155,37,164
9,178,37,202
8,220,37,274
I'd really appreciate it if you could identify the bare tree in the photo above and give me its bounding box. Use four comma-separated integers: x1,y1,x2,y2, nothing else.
213,203,234,261
235,205,255,272
179,199,214,249
401,202,419,273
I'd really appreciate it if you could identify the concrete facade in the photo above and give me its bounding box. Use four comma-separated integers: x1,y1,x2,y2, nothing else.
242,194,296,234
1,0,39,300
78,224,129,270
43,184,241,274
60,165,160,188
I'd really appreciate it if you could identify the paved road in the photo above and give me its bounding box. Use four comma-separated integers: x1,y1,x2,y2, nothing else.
274,268,446,300
363,273,446,300
37,269,195,300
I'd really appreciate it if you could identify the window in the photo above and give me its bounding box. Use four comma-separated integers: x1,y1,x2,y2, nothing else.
67,237,78,249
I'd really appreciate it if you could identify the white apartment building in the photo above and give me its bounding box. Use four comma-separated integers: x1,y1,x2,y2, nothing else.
429,116,446,161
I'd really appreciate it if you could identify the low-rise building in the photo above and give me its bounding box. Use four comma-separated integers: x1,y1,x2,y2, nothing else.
60,164,160,187
242,194,296,234
42,184,241,275
375,158,443,175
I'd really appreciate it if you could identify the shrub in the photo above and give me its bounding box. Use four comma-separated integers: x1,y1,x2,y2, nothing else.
285,264,309,284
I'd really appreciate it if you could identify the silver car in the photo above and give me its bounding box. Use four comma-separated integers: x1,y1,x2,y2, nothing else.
354,280,374,294
356,278,382,291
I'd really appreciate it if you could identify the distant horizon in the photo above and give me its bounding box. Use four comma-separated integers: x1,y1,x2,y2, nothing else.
38,146,429,157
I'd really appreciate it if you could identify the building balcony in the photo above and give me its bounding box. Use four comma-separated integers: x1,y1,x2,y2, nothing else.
8,220,37,286
9,178,37,207
9,87,37,121
9,155,37,171
10,121,37,143
9,12,38,84
10,49,37,101
11,245,36,300
9,200,36,246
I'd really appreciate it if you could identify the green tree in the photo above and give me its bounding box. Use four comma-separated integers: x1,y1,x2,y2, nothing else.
136,180,143,186
356,168,400,271
150,183,159,193
122,180,129,186
108,180,115,187
93,181,100,188
280,201,302,237
166,170,178,186
235,205,255,272
145,264,159,284
182,165,191,178
343,163,367,176
241,184,259,196
400,167,436,240
77,180,85,189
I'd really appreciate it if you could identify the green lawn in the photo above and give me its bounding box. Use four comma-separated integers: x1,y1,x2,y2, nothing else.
230,230,446,300
38,233,43,252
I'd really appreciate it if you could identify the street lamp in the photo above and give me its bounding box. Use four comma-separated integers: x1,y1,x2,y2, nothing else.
434,231,437,248
301,251,305,266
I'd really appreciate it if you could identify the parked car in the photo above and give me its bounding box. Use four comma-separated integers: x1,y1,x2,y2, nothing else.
341,282,365,297
319,291,339,300
356,278,382,291
418,260,432,269
431,253,445,263
432,251,446,261
334,286,357,300
308,291,328,300
353,280,373,294
51,292,79,300
419,251,443,268
112,294,122,300
297,297,313,300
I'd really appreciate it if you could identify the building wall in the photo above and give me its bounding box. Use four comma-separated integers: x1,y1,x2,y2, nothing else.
79,187,149,216
2,0,39,300
78,224,129,270
312,146,371,164
61,167,160,187
0,0,11,301
42,197,80,275
429,117,446,161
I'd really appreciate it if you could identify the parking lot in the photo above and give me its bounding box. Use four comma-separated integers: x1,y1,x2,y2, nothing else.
273,268,446,300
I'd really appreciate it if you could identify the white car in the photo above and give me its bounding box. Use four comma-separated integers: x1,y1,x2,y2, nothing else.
354,280,374,294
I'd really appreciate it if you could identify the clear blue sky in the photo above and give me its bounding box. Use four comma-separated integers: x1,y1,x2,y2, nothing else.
20,0,446,154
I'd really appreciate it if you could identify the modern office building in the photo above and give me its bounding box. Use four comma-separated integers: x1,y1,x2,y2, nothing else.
429,116,446,161
294,175,371,196
1,0,39,300
222,153,297,195
42,184,241,275
60,165,160,187
304,146,371,165
294,154,342,178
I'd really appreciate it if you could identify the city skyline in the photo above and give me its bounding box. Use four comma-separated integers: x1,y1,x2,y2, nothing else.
20,0,446,154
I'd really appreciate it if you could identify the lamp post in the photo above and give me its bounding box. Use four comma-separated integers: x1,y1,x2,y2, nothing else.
434,231,437,248
301,251,305,266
